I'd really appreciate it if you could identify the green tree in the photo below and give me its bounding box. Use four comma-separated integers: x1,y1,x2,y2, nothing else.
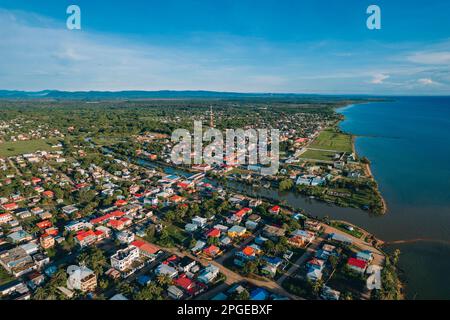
279,179,294,191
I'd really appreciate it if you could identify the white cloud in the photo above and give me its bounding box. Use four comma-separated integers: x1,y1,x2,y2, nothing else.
371,74,390,84
418,78,434,85
407,51,450,65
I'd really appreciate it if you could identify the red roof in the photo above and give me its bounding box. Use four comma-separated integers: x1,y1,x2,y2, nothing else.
295,138,308,143
91,211,125,225
115,199,127,207
242,246,255,256
111,210,125,217
75,230,96,242
75,183,89,189
3,203,18,210
36,220,52,229
170,195,184,202
347,257,368,269
43,190,54,197
166,255,178,262
90,215,109,225
174,275,194,290
270,205,280,212
131,240,160,255
107,219,125,229
0,213,12,220
94,230,104,237
235,207,251,217
207,228,221,238
203,245,219,255
45,227,59,236
177,182,190,189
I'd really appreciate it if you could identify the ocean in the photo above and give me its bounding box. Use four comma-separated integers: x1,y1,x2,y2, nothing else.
337,96,450,299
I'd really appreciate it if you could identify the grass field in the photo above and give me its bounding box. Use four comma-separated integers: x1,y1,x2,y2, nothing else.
166,224,189,245
301,149,336,161
331,221,364,239
308,128,353,152
0,138,60,157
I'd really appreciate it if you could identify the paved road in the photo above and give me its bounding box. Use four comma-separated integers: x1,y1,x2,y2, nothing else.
215,230,261,264
7,158,22,176
276,238,322,286
146,241,301,300
322,224,385,266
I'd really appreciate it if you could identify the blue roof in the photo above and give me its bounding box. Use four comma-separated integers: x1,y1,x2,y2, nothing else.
250,288,268,300
137,275,151,286
263,256,283,265
44,265,57,276
254,236,268,244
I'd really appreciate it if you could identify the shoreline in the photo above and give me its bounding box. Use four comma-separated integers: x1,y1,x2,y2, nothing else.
336,103,388,215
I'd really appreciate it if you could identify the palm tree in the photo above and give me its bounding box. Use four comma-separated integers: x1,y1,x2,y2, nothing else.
312,279,324,298
156,274,172,287
33,287,49,300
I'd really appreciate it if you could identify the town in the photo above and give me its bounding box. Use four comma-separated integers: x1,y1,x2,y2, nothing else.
0,99,401,301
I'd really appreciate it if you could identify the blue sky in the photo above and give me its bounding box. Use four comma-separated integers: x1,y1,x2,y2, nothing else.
0,0,449,94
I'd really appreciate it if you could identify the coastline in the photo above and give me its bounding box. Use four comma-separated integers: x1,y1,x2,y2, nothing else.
336,103,387,215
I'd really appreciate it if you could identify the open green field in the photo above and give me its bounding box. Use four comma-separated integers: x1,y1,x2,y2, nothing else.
331,221,364,239
308,128,353,152
0,138,60,157
301,149,336,161
166,224,189,245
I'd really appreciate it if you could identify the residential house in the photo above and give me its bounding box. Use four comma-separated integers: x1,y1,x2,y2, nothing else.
0,247,36,277
66,265,97,292
356,250,373,262
197,264,219,284
110,246,140,272
130,240,160,258
227,225,247,238
75,230,98,247
8,230,32,243
329,233,352,245
347,257,368,274
203,245,221,258
155,264,178,278
262,225,286,240
268,205,281,215
167,285,184,300
192,216,207,228
177,256,196,273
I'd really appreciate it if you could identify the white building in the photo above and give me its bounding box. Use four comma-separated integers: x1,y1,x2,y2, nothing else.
116,230,135,244
110,246,140,272
66,265,97,292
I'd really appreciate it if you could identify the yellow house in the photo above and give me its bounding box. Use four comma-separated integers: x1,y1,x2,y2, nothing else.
227,225,247,238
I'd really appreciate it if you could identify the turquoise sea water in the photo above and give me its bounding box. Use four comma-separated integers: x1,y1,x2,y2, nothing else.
338,97,450,299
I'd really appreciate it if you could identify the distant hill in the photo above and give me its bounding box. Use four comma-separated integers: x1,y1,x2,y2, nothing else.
0,90,356,100
0,90,288,99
